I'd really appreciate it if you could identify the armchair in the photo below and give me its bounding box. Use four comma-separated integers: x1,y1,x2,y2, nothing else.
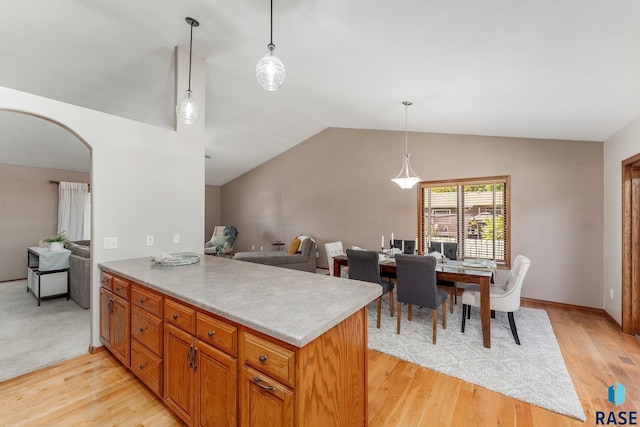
204,225,239,256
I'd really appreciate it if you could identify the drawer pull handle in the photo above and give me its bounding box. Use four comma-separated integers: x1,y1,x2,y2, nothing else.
207,330,215,338
258,355,267,364
173,313,180,320
187,346,194,368
116,287,121,291
139,298,146,304
139,363,145,370
139,327,146,333
253,376,275,391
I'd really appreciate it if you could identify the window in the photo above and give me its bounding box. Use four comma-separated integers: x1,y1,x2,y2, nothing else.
418,176,510,267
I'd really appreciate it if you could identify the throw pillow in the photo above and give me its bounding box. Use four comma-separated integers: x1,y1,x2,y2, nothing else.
288,237,301,254
210,236,228,247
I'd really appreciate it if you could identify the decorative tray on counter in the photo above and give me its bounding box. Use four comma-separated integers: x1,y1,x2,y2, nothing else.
152,253,200,267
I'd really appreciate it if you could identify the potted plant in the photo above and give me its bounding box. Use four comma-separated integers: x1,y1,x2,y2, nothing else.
44,231,68,251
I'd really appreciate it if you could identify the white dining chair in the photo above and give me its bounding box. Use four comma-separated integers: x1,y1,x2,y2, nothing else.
460,255,531,344
325,241,348,277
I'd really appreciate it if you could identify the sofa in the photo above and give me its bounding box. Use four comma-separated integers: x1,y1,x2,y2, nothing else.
234,237,317,273
65,240,91,309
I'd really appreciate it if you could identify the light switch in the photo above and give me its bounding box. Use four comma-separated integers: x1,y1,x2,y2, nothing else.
103,237,118,249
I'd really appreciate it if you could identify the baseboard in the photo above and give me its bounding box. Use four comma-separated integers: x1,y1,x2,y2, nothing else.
520,297,623,331
89,344,106,354
0,277,27,284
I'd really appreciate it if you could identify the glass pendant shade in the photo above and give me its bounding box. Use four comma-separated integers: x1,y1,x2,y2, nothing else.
176,90,199,125
256,48,286,91
391,100,420,189
176,17,199,125
391,152,421,189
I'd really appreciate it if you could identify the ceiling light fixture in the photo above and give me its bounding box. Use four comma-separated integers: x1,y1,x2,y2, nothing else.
391,101,421,189
176,17,200,124
256,0,285,91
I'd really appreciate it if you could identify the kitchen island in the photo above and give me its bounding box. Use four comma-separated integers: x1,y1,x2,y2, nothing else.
99,254,381,427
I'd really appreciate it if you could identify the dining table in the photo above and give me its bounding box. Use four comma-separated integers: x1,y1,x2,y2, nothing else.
333,254,495,348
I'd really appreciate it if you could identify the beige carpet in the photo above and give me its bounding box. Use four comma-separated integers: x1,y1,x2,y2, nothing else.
0,280,90,382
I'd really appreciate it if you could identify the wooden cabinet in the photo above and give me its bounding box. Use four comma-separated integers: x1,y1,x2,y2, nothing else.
164,299,238,427
240,363,293,427
130,284,164,397
99,267,369,427
99,284,130,367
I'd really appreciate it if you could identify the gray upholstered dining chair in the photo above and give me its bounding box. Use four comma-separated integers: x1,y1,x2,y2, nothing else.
461,255,531,344
395,254,449,344
429,241,458,314
346,249,394,328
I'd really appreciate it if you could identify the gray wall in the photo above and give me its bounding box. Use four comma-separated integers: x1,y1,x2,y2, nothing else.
0,163,90,282
222,127,604,309
205,185,222,241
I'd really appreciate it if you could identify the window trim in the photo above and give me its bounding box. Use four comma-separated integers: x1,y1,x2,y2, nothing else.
416,175,511,269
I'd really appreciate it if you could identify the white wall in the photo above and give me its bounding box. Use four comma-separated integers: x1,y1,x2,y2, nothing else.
603,115,640,323
0,49,205,347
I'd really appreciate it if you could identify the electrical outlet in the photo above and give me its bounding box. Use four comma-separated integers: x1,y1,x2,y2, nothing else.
146,235,154,246
260,246,264,251
251,245,255,251
610,288,614,299
103,237,118,249
173,233,180,244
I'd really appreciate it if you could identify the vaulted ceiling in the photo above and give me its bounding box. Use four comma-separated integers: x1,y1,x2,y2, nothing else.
1,0,639,185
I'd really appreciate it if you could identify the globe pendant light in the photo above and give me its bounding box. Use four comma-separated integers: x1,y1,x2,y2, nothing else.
256,0,285,91
391,101,421,189
176,17,200,124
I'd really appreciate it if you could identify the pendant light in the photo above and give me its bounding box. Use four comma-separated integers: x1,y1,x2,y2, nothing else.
176,17,200,124
256,0,285,91
391,101,421,189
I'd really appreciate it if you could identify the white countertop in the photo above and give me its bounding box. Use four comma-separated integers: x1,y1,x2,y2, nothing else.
99,255,381,347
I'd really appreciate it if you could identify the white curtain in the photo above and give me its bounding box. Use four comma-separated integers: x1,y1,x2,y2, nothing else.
57,182,90,241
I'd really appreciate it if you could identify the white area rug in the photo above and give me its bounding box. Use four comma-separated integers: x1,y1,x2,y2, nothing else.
367,298,586,421
0,280,90,382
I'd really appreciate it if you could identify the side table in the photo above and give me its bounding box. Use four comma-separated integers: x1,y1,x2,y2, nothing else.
27,246,71,306
272,241,285,251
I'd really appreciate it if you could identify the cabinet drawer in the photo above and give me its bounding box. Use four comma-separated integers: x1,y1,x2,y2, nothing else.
131,285,163,317
241,366,293,427
131,305,163,356
112,276,130,300
243,333,295,387
165,299,195,334
100,271,113,291
196,312,238,357
131,340,163,398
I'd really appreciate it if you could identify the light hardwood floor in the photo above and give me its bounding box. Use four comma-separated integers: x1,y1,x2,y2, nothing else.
0,301,638,426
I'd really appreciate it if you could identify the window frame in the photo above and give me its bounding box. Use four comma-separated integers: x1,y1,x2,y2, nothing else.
416,175,511,269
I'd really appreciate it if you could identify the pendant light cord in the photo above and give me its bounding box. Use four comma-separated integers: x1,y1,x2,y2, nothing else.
404,103,408,153
188,21,194,91
268,0,275,50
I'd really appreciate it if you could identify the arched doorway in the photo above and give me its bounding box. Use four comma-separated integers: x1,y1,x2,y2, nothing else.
0,110,92,380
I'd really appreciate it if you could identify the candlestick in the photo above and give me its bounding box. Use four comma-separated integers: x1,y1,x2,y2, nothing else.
381,235,384,250
401,240,404,253
391,232,394,247
440,242,444,255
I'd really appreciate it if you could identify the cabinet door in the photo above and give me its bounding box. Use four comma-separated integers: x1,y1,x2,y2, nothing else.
111,293,130,367
99,288,113,348
240,366,293,427
196,340,237,427
164,323,196,426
